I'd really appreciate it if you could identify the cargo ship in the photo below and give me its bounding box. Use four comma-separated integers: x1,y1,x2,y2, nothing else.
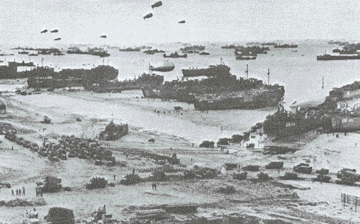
119,47,141,52
180,45,205,54
142,59,285,110
274,44,298,48
8,61,35,67
143,49,165,54
317,54,360,61
26,65,119,88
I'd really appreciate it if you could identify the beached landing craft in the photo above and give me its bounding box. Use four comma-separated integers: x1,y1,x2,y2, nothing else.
50,29,58,33
143,59,284,110
178,20,186,24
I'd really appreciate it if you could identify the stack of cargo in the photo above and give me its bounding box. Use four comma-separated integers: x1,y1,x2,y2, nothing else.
40,176,62,193
4,130,116,166
336,168,360,185
265,162,284,169
99,120,128,141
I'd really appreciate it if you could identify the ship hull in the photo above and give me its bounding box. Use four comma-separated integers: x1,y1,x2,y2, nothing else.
194,90,284,111
181,65,231,78
317,55,360,61
274,45,298,48
142,86,284,110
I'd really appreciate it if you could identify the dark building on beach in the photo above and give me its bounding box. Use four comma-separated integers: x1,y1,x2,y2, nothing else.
0,101,6,114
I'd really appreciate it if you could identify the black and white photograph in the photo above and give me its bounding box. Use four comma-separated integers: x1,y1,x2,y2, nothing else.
1,0,360,223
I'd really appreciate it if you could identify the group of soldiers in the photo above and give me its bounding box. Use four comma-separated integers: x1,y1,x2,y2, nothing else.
35,186,43,197
11,186,25,196
10,186,43,197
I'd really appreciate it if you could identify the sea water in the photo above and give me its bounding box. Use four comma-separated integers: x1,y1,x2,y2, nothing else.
3,40,360,143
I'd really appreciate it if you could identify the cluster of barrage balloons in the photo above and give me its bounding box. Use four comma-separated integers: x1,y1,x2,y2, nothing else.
41,28,107,40
143,1,185,24
40,1,185,40
40,29,62,41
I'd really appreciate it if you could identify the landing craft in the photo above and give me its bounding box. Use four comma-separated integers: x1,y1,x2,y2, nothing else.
41,29,48,34
54,37,61,41
51,29,58,33
143,13,153,20
149,60,175,72
178,20,185,24
100,34,107,38
151,1,162,8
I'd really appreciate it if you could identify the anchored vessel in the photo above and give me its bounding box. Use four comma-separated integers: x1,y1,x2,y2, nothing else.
143,59,285,110
27,65,118,88
118,47,141,52
274,44,298,48
317,54,360,61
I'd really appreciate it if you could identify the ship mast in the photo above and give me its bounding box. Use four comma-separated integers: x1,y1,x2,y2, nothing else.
245,64,248,79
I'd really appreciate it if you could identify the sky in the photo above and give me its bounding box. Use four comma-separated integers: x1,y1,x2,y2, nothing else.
0,0,359,46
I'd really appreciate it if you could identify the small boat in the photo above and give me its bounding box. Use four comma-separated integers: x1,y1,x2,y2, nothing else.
236,55,256,60
28,53,38,56
18,51,29,54
199,51,210,55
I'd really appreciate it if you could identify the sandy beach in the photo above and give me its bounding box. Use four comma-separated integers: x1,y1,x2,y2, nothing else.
0,85,360,223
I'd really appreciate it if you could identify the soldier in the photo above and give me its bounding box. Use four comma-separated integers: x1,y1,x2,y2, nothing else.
22,186,25,196
35,187,38,197
113,174,116,181
11,189,14,196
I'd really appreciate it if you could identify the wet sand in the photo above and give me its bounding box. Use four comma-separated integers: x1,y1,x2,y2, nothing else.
0,87,360,223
